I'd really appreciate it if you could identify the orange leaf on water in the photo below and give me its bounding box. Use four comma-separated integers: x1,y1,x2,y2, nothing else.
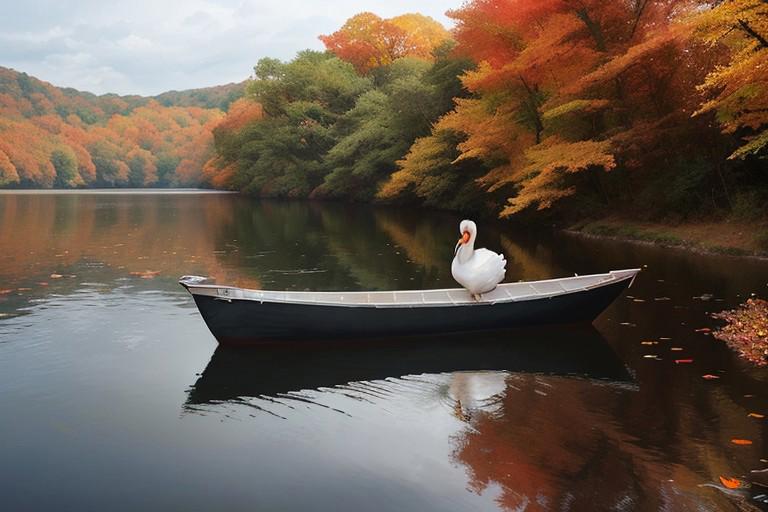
702,374,720,380
0,289,14,295
731,439,753,445
719,476,742,489
747,413,765,419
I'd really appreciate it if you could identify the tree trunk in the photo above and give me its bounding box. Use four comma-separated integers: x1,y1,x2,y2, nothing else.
629,0,650,40
518,75,544,144
574,8,607,52
737,19,768,49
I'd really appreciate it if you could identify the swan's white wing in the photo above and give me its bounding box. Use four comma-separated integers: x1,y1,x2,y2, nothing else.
453,248,506,294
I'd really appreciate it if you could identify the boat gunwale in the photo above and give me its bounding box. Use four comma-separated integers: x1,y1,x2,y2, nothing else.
179,269,640,309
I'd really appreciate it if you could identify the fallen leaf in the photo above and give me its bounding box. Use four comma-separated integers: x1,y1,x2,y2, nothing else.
659,337,672,340
17,287,31,291
748,413,765,419
641,341,658,345
643,354,659,359
731,439,753,445
671,347,684,351
695,327,711,333
0,289,14,295
675,359,694,364
129,270,161,279
50,274,63,279
633,299,646,303
654,297,671,301
702,374,720,380
719,476,742,489
38,282,48,286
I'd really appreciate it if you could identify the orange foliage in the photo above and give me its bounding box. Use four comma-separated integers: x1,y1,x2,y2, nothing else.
379,0,720,216
320,12,450,74
214,98,263,133
0,66,227,188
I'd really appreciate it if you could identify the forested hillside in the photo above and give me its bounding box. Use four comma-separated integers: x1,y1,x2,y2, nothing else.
0,67,242,188
206,2,768,223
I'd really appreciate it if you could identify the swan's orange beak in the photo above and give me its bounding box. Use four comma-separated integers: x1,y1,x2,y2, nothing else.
455,231,470,256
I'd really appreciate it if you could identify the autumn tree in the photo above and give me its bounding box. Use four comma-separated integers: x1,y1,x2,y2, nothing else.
51,147,81,187
320,12,450,74
691,0,768,159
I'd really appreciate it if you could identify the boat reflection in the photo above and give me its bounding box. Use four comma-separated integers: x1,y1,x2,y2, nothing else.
184,326,633,409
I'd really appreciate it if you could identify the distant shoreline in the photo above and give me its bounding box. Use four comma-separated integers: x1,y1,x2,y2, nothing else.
0,188,238,195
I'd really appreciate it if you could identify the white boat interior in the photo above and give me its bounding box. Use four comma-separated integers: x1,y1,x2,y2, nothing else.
180,269,640,308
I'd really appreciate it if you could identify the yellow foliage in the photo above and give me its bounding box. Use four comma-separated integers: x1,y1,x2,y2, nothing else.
378,133,454,199
542,99,611,121
501,138,616,215
691,0,768,158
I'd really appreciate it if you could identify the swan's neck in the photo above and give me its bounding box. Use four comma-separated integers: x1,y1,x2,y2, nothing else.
457,236,476,263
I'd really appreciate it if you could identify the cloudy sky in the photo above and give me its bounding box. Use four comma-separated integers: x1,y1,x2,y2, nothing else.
1,0,456,96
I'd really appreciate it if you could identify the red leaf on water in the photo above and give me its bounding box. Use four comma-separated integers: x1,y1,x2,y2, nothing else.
702,374,720,380
719,476,742,489
675,359,693,364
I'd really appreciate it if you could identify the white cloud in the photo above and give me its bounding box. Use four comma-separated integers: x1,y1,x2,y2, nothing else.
0,0,457,96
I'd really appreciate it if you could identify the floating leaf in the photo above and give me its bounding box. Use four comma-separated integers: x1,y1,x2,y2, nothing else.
675,359,693,364
731,439,753,445
702,374,720,380
130,270,161,279
671,347,684,351
641,341,658,345
719,476,742,489
50,273,63,279
0,289,13,295
695,328,711,333
748,413,765,419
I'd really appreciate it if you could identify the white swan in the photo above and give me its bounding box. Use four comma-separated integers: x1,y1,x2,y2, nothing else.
451,219,506,300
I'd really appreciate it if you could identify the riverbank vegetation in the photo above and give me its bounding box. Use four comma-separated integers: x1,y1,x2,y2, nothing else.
204,1,767,227
1,1,767,230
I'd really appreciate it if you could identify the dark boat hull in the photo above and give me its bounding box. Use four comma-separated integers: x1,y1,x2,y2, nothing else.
190,277,632,346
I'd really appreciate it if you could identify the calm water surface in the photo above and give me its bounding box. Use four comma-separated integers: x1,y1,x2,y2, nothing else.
1,190,767,511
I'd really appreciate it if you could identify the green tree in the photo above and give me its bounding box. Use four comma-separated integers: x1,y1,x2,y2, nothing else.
51,147,80,188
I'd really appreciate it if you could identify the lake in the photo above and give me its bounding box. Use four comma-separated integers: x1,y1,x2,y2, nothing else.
0,190,766,511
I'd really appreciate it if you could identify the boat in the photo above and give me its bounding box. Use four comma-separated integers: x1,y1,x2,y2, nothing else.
179,268,640,345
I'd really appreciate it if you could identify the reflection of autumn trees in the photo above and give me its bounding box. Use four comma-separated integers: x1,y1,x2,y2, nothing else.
0,193,259,290
452,374,765,511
